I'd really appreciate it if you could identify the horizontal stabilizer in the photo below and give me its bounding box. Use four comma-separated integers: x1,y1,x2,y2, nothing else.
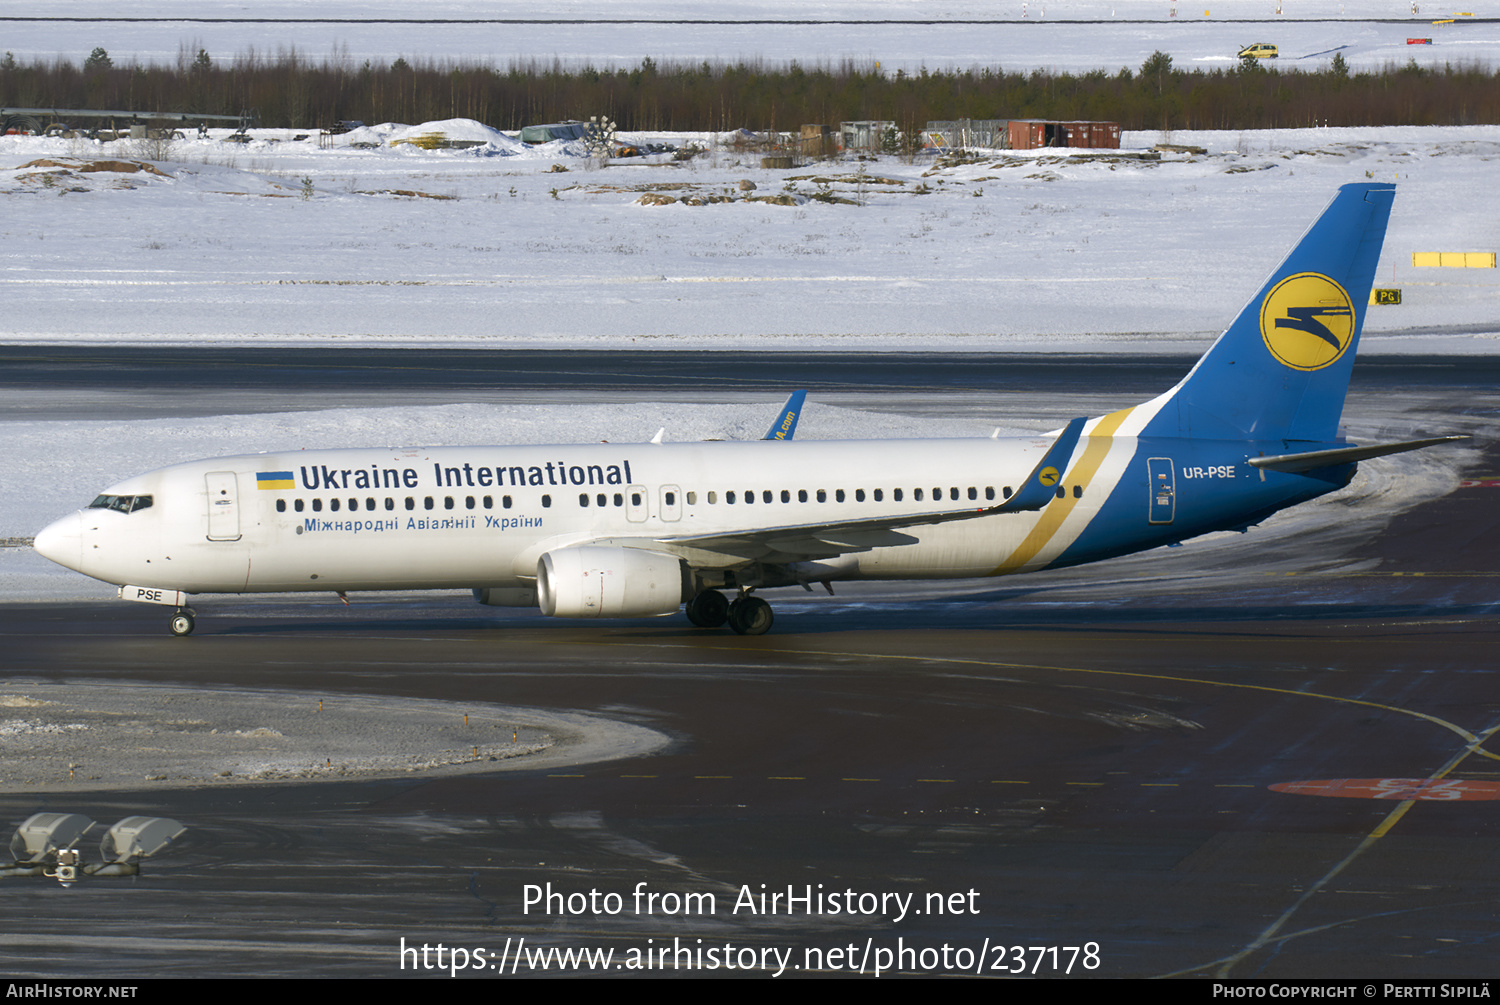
993,417,1088,512
1248,435,1469,473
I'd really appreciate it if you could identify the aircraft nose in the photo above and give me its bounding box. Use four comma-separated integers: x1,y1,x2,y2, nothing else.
33,512,84,572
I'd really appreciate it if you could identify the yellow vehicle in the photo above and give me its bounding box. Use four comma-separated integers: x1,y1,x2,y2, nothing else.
1238,42,1279,59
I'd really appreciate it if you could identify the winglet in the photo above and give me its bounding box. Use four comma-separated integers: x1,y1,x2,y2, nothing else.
764,390,807,441
993,417,1088,513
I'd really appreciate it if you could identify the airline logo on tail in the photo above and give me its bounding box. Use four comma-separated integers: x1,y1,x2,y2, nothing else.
1259,272,1355,371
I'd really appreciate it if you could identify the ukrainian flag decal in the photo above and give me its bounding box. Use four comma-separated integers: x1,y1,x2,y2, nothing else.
256,471,295,490
1259,272,1355,371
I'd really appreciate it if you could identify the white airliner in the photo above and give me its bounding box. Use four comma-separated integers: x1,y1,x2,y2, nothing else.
33,184,1461,636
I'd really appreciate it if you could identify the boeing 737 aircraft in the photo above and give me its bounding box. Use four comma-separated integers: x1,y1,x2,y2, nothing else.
33,183,1462,636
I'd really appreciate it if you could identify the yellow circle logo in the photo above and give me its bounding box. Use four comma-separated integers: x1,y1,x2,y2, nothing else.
1038,467,1060,486
1259,272,1356,371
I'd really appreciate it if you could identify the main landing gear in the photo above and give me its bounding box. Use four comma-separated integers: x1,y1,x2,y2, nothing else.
685,590,773,636
685,589,730,628
168,608,196,637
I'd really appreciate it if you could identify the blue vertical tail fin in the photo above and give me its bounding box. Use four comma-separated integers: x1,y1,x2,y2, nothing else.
1138,183,1395,443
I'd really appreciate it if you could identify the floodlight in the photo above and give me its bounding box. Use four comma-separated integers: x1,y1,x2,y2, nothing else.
8,813,95,864
100,816,186,862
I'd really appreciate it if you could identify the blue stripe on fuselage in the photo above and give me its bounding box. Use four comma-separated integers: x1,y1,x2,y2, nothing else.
1051,438,1354,569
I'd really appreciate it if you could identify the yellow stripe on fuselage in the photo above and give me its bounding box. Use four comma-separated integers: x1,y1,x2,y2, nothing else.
990,406,1135,575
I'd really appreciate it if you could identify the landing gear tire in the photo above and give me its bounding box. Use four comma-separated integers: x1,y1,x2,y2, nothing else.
727,596,774,636
685,590,730,628
169,609,195,637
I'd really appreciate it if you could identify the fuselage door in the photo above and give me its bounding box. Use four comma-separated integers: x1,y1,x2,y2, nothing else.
205,471,242,541
626,485,649,523
1147,458,1175,525
660,484,682,522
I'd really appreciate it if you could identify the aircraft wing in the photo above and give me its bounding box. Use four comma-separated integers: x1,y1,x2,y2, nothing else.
592,417,1089,567
640,506,990,565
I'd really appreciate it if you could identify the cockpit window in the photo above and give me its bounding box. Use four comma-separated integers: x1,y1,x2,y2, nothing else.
88,494,152,514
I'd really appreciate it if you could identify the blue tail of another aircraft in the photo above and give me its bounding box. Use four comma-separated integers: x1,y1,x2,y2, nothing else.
1138,183,1395,443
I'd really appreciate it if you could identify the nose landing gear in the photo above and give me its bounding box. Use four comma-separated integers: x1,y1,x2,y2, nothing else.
168,608,196,637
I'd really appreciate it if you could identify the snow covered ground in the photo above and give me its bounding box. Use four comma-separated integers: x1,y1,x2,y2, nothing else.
1,1,1495,74
1,123,1496,349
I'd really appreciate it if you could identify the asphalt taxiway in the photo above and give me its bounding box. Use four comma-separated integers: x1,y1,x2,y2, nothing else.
1,349,1496,978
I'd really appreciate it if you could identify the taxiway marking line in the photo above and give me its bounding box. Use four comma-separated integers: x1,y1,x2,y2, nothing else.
632,642,1500,759
1173,718,1500,979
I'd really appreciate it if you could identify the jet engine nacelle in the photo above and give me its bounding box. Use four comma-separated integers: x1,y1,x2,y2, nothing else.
537,546,686,619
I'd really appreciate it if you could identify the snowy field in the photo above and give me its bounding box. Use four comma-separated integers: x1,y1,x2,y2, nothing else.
1,123,1497,349
1,1,1496,74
